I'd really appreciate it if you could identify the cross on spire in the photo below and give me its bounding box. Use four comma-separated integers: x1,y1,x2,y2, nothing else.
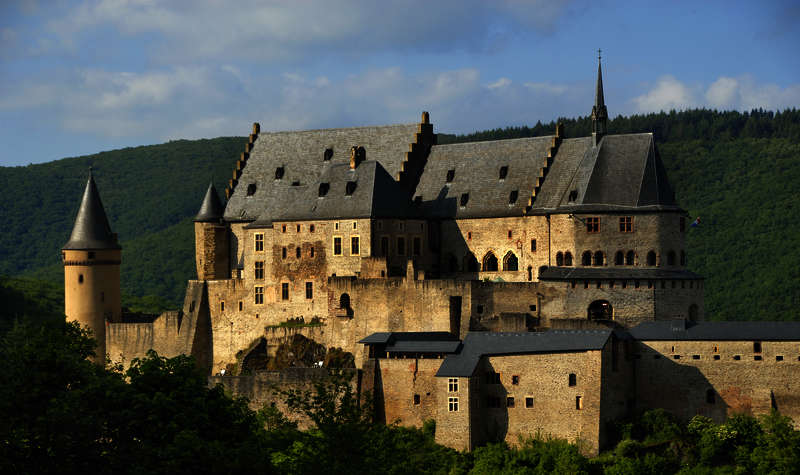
598,49,602,61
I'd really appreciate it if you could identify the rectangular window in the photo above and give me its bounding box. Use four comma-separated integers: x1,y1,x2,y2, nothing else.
512,375,520,385
254,261,264,279
568,373,576,387
305,282,313,299
254,286,264,305
530,239,537,251
281,224,287,233
413,394,420,405
586,217,600,233
448,397,459,412
380,236,389,256
413,237,421,256
333,236,342,255
353,221,357,229
506,396,515,408
525,397,534,408
619,216,633,232
238,301,243,311
507,230,513,239
397,237,406,255
351,236,360,255
281,283,289,300
448,378,459,392
254,233,264,251
335,222,339,230
220,301,225,312
576,396,583,410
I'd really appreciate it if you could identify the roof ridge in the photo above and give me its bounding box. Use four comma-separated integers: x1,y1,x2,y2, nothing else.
258,123,417,136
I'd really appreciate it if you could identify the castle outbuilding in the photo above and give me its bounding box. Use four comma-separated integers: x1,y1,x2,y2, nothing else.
62,59,799,454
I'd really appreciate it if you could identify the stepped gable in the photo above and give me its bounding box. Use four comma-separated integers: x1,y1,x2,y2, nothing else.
194,182,225,222
413,136,552,218
225,123,420,221
534,133,679,212
436,330,612,377
630,320,800,341
63,170,120,250
266,160,416,222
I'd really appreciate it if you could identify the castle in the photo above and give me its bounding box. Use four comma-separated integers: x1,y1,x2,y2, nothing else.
62,60,800,454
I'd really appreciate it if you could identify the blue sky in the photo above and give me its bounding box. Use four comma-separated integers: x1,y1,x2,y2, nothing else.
0,0,798,166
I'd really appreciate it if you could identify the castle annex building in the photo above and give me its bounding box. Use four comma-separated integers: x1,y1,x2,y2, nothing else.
63,60,800,454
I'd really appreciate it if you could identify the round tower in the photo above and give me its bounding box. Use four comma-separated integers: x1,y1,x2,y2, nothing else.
62,170,121,363
194,182,229,280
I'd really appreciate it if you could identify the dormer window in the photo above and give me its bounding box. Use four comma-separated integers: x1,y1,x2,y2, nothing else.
324,148,333,161
345,181,357,196
275,167,285,179
446,169,455,183
499,166,508,180
460,193,469,207
246,183,257,196
509,190,518,204
568,189,578,202
318,183,330,197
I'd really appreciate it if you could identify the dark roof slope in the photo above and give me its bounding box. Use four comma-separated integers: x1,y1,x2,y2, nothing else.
533,133,679,212
63,172,120,250
194,182,225,222
267,161,415,222
359,332,461,353
436,330,611,377
539,267,703,280
413,136,552,218
630,320,800,341
225,123,419,221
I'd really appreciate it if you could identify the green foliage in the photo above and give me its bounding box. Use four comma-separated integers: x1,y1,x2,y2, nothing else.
469,436,590,474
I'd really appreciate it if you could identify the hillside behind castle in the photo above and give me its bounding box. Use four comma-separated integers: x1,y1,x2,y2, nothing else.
1,108,799,322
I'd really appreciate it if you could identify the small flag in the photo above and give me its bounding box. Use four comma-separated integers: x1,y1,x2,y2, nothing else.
690,216,700,228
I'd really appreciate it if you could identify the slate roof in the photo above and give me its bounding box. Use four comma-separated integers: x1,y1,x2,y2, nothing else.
413,136,552,218
225,124,420,221
63,171,120,250
194,182,225,222
436,330,611,377
532,134,679,212
359,332,461,353
538,267,703,280
265,160,415,223
630,320,800,341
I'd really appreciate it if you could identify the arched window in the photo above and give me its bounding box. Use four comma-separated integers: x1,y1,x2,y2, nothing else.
339,293,350,309
626,250,635,266
556,252,564,266
503,251,518,271
582,251,592,266
667,250,676,266
689,304,698,321
483,252,498,272
588,300,613,320
647,251,657,266
614,251,624,266
564,252,573,266
593,251,604,266
680,251,687,266
464,253,479,272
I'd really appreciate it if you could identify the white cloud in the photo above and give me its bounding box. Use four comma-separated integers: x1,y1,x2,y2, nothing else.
488,77,512,90
632,75,697,112
705,77,738,108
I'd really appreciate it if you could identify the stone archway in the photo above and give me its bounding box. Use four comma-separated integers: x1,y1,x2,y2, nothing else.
588,300,613,320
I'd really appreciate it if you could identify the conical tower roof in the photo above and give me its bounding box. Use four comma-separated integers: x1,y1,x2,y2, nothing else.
63,170,120,250
194,182,225,222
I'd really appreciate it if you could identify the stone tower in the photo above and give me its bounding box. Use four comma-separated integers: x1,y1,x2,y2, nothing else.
62,170,121,362
591,52,608,146
194,182,229,280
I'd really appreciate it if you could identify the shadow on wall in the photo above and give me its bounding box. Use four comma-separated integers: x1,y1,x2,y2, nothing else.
478,360,509,444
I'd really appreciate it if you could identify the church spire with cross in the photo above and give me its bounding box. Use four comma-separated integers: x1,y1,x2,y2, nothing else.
591,49,608,147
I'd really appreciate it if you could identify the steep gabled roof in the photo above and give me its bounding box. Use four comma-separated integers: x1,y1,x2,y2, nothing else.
413,136,552,218
194,182,225,222
539,267,703,281
436,330,611,377
225,123,420,221
63,171,120,250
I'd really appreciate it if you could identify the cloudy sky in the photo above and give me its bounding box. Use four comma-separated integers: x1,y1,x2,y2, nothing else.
1,0,798,166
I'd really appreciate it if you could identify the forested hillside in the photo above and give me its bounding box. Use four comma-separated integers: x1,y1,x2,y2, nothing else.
1,109,798,320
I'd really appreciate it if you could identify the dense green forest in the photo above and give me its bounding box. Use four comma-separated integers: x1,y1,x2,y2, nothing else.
2,318,799,474
1,109,798,320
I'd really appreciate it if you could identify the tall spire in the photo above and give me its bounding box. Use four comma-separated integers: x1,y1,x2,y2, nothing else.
63,169,120,250
591,49,608,147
